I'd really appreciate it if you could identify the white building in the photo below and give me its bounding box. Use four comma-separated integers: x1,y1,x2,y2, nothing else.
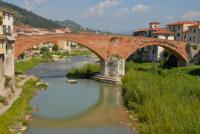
132,22,175,61
0,8,15,92
167,21,196,41
188,24,200,44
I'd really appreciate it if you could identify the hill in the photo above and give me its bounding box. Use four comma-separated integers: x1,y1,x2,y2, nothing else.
0,1,88,32
0,1,62,29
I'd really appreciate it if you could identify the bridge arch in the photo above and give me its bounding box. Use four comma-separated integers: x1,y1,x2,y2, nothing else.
15,34,108,60
121,38,188,66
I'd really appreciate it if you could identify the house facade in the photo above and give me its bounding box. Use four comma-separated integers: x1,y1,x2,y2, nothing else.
132,22,175,61
0,8,15,92
167,21,195,41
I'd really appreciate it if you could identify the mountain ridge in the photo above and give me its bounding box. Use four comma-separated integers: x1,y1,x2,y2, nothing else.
0,1,94,33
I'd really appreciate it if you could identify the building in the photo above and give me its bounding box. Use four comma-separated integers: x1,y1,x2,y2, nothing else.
14,25,52,36
132,22,175,61
188,24,200,44
167,21,196,41
52,27,72,34
0,8,15,92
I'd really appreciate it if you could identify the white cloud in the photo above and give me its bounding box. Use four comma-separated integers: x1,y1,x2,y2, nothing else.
182,10,200,20
22,0,47,11
112,8,130,18
112,4,150,18
82,0,122,18
132,4,150,13
164,14,175,20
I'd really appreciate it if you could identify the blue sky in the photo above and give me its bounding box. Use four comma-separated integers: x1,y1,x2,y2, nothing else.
6,0,200,34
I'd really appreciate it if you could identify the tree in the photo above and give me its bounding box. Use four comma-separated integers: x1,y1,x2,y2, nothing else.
52,45,59,52
40,46,49,54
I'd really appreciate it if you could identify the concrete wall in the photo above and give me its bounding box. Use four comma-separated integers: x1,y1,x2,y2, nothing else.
4,49,14,77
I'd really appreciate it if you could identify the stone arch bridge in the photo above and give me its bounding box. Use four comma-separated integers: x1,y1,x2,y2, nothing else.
15,33,189,77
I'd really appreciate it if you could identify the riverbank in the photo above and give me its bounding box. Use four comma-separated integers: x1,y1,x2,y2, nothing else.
15,56,52,74
0,77,42,134
122,61,200,134
67,63,100,78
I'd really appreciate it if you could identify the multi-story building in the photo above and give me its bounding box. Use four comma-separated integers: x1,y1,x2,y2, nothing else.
0,8,15,92
167,21,196,41
188,24,200,44
132,22,175,61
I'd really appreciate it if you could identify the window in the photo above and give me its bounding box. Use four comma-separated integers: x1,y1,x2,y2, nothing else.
177,33,180,37
8,26,11,34
8,14,10,20
3,25,6,34
193,29,196,33
193,36,196,41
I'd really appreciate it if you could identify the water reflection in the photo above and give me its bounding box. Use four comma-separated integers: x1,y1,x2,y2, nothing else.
26,56,134,134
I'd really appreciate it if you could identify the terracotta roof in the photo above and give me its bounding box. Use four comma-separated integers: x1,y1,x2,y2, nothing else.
188,24,200,27
149,22,160,24
167,21,195,26
153,29,175,35
135,28,160,32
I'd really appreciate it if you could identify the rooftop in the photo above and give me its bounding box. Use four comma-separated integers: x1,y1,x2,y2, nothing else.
188,24,200,28
149,22,160,24
153,29,175,35
167,21,195,26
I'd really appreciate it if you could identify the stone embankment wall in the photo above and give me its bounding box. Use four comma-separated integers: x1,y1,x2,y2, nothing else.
0,49,15,108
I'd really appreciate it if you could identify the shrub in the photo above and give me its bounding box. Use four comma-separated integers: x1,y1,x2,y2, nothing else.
52,45,59,52
40,46,49,54
122,61,200,134
67,63,100,78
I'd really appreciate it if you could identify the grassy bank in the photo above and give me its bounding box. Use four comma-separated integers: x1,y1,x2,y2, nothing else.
69,50,92,56
122,61,200,134
0,78,40,134
67,63,100,78
15,53,53,74
15,57,41,74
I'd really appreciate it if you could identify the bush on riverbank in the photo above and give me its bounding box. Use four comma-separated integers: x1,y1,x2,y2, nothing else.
0,78,40,134
15,54,54,74
122,61,200,134
67,63,100,78
15,57,41,74
69,50,92,56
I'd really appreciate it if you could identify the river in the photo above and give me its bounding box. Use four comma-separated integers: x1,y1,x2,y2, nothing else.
25,56,135,134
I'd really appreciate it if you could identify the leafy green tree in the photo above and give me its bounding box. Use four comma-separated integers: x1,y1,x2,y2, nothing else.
40,46,49,54
52,45,59,52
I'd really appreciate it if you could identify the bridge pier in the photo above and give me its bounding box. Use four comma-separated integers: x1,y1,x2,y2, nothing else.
94,56,125,84
94,57,125,84
100,56,125,78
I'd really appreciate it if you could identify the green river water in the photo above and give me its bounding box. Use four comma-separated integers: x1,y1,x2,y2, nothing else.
26,56,135,134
